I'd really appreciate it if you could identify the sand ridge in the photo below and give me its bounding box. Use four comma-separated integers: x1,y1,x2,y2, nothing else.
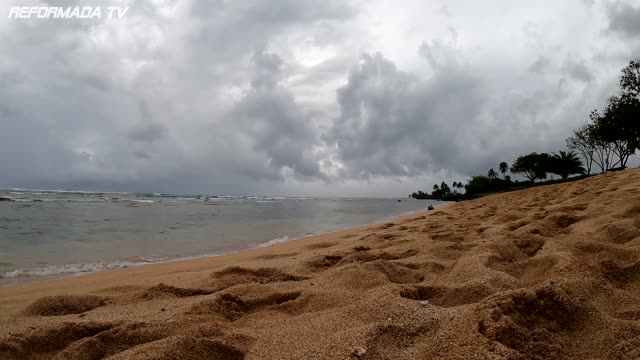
1,168,640,359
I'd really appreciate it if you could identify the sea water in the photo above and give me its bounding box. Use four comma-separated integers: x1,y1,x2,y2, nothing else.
0,190,445,285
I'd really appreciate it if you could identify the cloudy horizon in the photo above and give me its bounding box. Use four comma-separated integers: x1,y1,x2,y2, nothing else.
1,0,639,197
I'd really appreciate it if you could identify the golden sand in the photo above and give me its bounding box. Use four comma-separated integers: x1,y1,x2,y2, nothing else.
1,168,640,359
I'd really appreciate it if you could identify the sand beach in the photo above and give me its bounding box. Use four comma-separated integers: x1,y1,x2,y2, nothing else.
1,168,640,359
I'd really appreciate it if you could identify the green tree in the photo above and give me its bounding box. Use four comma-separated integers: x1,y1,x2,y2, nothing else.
499,161,509,179
440,181,451,195
568,58,640,173
510,152,552,182
550,150,586,179
620,58,640,97
586,58,640,169
465,176,491,196
487,168,498,179
593,95,639,168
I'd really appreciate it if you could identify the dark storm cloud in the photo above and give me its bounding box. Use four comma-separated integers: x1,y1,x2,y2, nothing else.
128,122,168,143
529,57,552,74
607,1,640,38
183,0,355,70
563,57,593,83
128,103,168,143
0,0,637,196
324,37,616,181
324,50,485,179
231,51,324,181
0,0,349,194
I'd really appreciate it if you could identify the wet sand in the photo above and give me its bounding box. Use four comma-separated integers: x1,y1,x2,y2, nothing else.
1,168,640,359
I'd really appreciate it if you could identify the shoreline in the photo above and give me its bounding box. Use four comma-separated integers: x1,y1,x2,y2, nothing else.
0,203,447,292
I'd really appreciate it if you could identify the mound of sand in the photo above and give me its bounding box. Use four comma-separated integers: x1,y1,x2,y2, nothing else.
206,266,308,291
134,283,214,300
2,169,640,359
23,295,107,316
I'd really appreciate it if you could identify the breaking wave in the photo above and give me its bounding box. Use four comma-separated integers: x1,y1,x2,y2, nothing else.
1,259,161,279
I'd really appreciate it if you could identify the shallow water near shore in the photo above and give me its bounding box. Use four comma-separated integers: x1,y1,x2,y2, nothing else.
0,190,443,285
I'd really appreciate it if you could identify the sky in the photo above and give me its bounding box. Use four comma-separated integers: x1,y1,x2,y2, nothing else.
0,0,639,197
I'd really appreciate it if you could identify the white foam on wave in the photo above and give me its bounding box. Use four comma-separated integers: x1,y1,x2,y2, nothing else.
253,235,290,248
8,188,128,195
130,199,155,204
1,259,157,279
0,253,237,281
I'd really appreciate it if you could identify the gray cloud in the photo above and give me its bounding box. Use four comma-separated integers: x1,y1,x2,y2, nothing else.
529,57,552,74
563,57,593,83
0,0,352,195
0,0,638,196
324,51,485,180
324,37,626,182
127,103,168,143
231,51,324,181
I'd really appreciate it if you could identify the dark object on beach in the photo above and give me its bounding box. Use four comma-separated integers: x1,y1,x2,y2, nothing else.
397,199,401,202
609,166,626,172
427,205,434,210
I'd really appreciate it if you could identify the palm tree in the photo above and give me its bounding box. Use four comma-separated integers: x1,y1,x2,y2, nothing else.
487,168,498,180
499,161,509,179
551,151,586,179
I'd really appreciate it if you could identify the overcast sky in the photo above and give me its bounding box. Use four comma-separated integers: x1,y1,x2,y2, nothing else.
0,0,639,197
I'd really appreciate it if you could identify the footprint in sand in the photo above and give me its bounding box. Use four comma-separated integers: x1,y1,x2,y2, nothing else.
134,283,214,300
189,290,302,321
363,260,424,284
599,259,640,288
360,322,438,359
477,284,582,359
304,249,419,271
400,283,495,308
206,266,308,291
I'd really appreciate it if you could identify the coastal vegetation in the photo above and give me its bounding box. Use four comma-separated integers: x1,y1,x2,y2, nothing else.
411,58,640,201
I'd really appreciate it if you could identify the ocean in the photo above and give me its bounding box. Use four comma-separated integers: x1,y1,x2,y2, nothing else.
0,189,444,286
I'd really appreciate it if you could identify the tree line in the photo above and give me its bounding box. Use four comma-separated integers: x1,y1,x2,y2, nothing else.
567,59,639,173
411,58,639,200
